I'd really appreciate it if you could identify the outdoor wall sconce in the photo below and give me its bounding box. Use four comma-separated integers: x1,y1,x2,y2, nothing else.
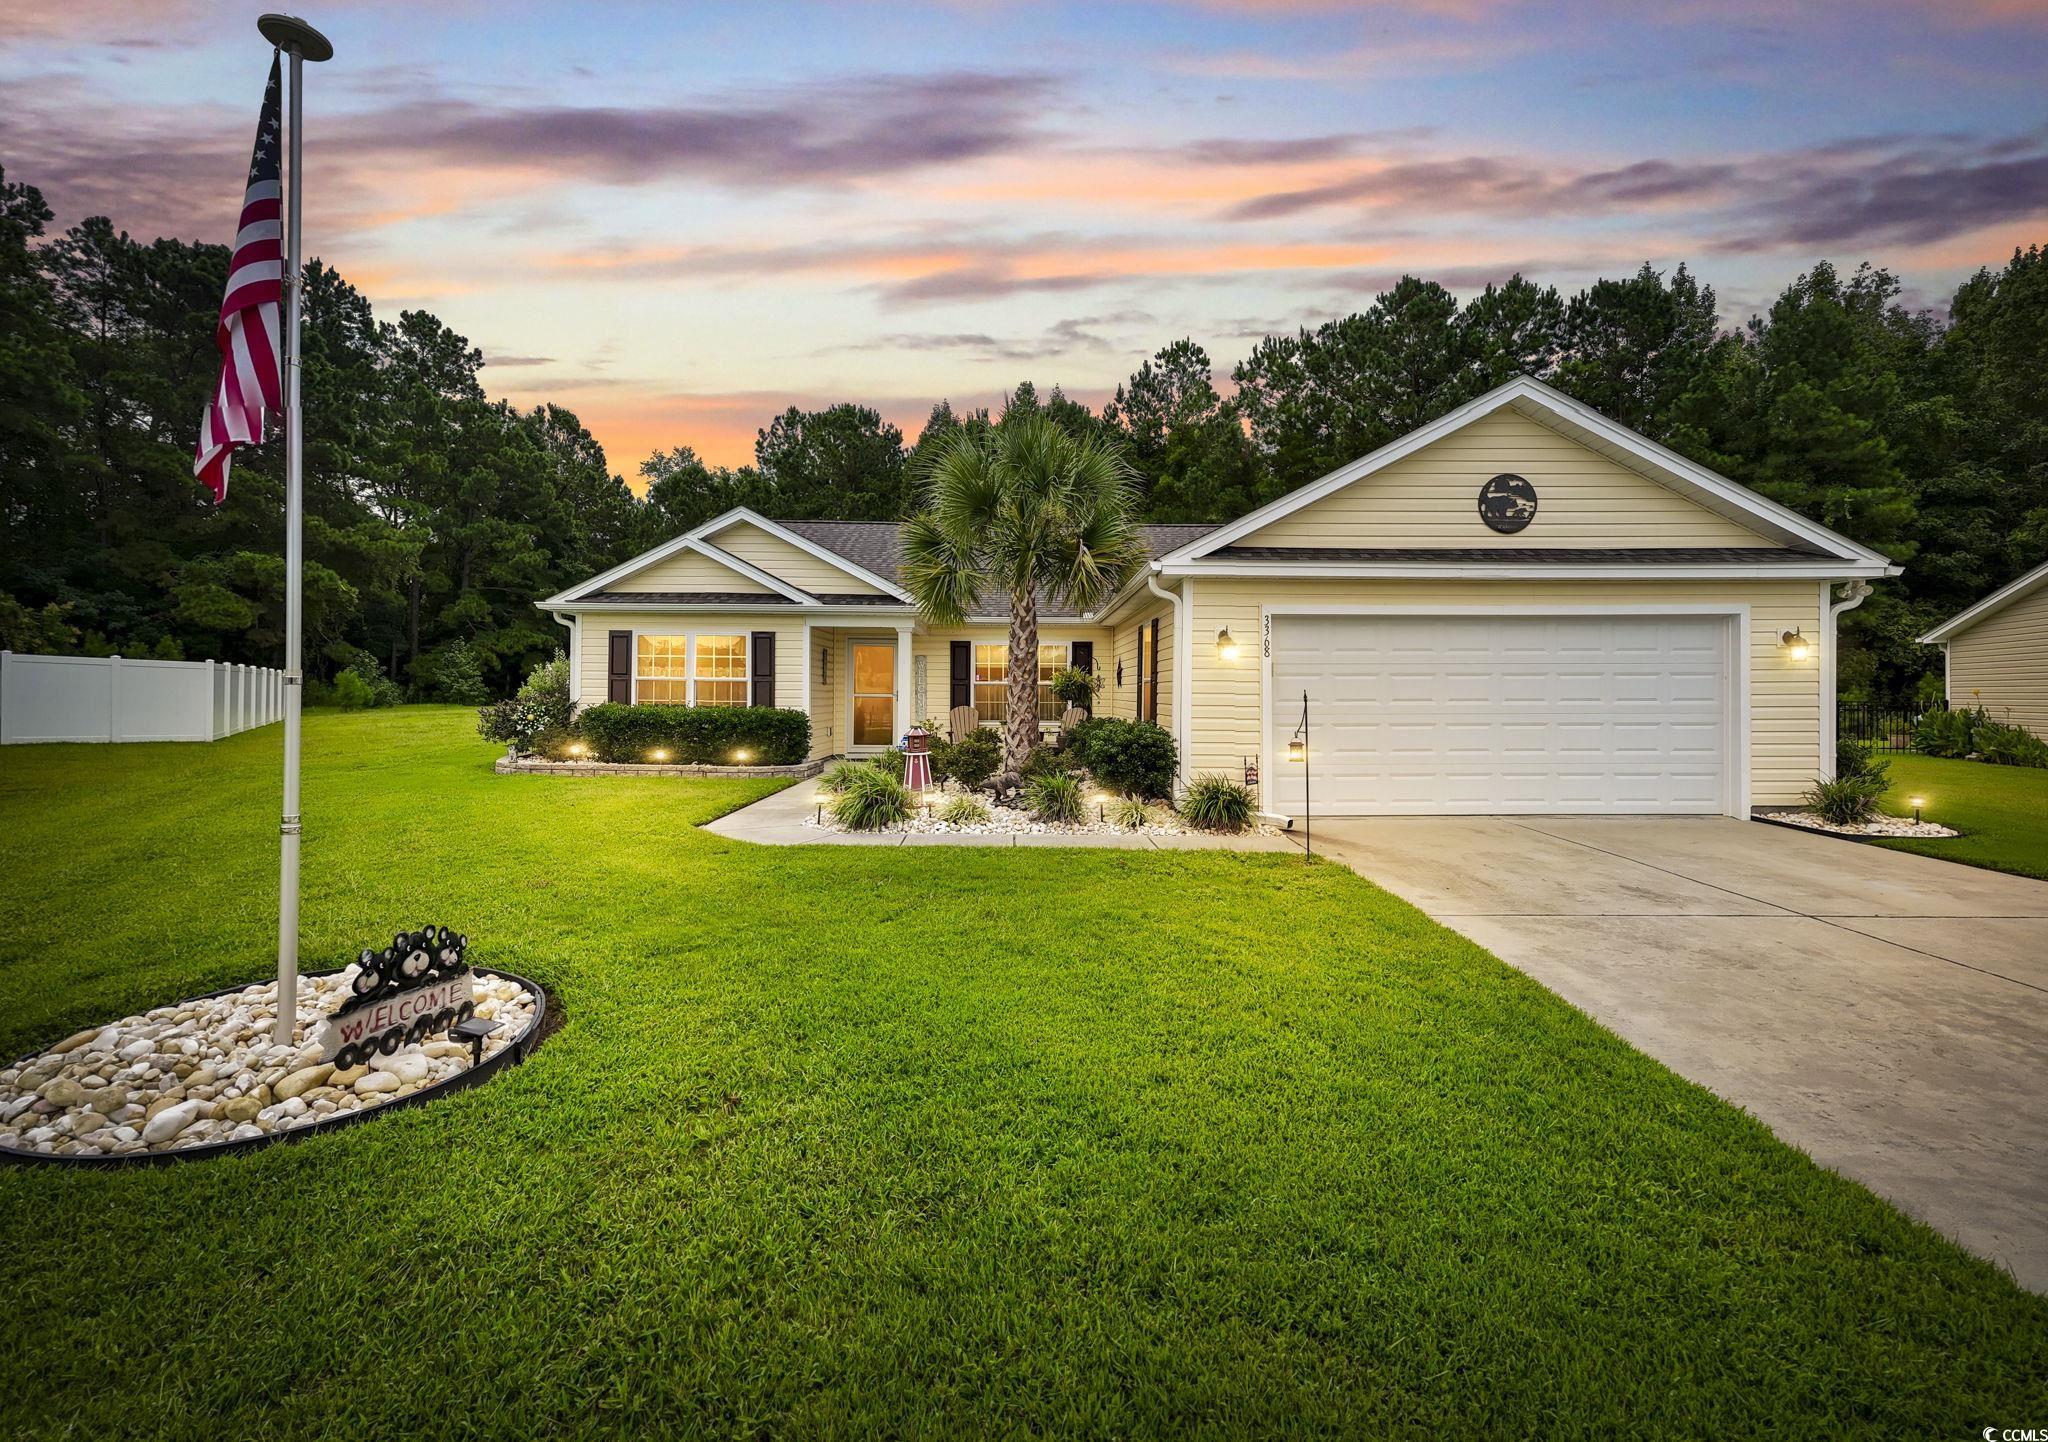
1779,628,1812,662
1216,627,1240,663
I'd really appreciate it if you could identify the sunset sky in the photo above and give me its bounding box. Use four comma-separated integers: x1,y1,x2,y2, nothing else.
6,0,2046,477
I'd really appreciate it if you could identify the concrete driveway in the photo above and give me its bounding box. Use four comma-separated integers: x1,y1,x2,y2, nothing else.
1300,816,2048,1291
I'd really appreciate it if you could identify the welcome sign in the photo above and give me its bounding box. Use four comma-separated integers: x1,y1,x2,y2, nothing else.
313,925,475,1067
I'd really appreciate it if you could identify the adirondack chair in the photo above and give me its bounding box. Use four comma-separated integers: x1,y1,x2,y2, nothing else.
1059,705,1088,733
948,705,979,743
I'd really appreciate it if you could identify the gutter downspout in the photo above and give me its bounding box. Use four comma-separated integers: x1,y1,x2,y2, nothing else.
1821,579,1872,779
1144,568,1189,795
550,611,578,715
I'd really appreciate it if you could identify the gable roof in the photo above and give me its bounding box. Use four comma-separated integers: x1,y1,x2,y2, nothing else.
772,518,1223,619
1154,375,1896,573
1919,559,2048,643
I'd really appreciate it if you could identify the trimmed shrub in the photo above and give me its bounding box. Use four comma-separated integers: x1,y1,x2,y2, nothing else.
933,726,1000,791
1020,745,1073,782
1076,718,1177,800
1060,714,1105,757
1180,773,1255,832
578,703,810,766
1804,771,1887,826
832,766,911,830
1026,771,1086,824
938,794,990,826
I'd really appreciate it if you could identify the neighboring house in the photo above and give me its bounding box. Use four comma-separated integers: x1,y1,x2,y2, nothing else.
1918,559,2048,734
539,377,1896,818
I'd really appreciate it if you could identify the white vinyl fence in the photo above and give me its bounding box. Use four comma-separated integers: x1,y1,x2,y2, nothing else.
0,652,285,745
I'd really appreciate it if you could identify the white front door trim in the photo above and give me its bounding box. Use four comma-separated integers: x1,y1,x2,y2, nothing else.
1258,602,1751,818
845,634,898,753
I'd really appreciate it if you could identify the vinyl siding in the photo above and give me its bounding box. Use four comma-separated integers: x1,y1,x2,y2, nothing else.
612,549,772,593
570,611,809,719
1185,577,1823,809
807,626,841,758
1107,602,1173,731
709,522,888,596
912,625,1115,730
1946,583,2048,734
1239,408,1780,550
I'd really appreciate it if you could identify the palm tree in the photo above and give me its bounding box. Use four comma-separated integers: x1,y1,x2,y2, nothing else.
901,413,1147,784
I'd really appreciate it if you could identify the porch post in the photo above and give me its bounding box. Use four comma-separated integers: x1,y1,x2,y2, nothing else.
895,624,914,742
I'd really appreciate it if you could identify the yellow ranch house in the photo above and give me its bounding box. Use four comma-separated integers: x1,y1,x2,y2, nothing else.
539,377,1898,819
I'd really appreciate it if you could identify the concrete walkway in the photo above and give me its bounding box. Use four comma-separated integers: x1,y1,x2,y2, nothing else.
1297,816,2048,1291
704,779,1295,851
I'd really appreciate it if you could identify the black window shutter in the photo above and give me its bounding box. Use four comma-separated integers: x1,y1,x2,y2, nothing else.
608,630,632,703
1147,617,1160,722
1070,641,1094,715
950,640,972,710
750,631,775,707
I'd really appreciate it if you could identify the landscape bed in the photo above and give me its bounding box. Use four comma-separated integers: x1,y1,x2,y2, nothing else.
0,965,545,1166
0,706,2042,1437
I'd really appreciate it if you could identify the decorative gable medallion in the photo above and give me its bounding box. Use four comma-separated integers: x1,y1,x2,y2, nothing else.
1477,473,1538,534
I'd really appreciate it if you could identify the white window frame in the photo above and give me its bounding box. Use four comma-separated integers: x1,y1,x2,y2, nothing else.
631,630,749,708
971,640,1071,726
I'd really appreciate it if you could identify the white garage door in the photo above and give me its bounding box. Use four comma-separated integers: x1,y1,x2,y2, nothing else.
1267,613,1730,815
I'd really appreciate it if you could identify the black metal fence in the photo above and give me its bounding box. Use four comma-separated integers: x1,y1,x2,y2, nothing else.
1837,701,1940,752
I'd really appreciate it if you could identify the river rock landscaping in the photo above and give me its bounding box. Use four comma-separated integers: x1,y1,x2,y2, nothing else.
803,789,1280,839
1764,809,1959,839
0,965,536,1159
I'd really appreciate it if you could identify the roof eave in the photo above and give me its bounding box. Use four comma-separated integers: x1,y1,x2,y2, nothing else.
1160,559,1899,581
1917,559,2048,643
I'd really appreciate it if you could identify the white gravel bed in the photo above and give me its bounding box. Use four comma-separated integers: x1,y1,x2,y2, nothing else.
1764,810,1959,839
804,794,1278,838
0,968,535,1160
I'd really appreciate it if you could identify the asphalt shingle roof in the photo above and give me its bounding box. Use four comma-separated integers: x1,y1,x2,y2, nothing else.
770,519,1226,616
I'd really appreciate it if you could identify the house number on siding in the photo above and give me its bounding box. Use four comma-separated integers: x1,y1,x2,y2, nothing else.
1261,615,1272,658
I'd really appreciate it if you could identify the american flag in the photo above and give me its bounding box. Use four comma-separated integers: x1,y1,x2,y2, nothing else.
194,56,285,503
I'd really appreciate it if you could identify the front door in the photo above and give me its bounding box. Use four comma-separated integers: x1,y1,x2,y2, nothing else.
850,639,896,749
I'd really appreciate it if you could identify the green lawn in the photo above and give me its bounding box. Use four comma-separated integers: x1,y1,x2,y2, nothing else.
1873,752,2048,880
2,709,2042,1437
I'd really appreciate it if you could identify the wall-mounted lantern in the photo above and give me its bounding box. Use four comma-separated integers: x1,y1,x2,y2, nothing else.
1216,627,1239,663
1779,628,1812,663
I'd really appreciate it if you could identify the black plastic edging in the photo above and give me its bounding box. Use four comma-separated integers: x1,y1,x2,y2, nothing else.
1,966,547,1169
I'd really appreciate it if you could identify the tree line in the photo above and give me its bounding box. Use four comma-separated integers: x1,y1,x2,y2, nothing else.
3,161,2042,701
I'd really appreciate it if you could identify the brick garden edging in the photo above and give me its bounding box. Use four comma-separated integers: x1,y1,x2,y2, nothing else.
495,754,825,780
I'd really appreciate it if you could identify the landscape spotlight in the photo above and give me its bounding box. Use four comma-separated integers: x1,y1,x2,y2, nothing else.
648,748,669,763
1909,794,1926,823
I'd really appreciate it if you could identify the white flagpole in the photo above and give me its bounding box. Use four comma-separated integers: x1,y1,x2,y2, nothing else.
258,14,333,1045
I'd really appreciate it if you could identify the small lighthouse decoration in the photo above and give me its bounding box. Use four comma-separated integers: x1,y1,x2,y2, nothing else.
903,724,933,794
